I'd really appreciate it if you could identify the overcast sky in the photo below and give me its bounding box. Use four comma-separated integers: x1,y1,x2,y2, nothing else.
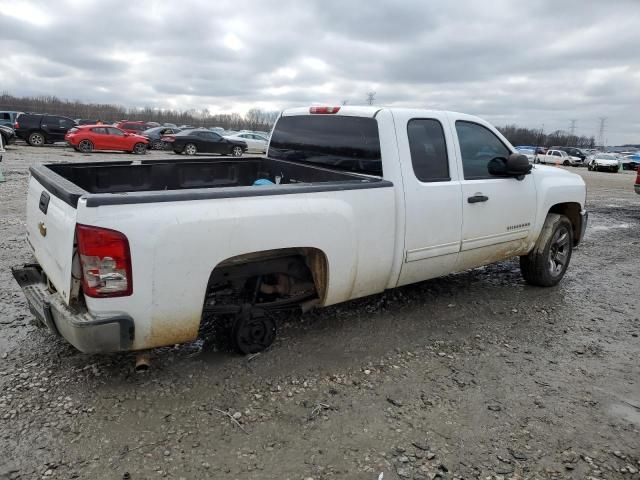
1,0,639,144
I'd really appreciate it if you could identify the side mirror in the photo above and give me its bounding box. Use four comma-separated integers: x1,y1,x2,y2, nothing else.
488,153,532,179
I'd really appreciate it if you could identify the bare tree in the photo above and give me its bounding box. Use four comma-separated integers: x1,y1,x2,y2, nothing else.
365,91,376,105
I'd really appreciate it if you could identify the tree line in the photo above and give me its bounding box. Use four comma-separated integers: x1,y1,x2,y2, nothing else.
497,124,596,148
1,92,597,147
0,93,279,131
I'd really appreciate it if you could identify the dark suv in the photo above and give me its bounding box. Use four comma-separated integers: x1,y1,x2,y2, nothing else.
551,146,587,161
14,113,77,146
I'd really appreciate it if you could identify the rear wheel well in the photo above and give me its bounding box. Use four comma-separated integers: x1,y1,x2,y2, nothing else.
202,248,328,313
548,202,582,245
199,248,328,351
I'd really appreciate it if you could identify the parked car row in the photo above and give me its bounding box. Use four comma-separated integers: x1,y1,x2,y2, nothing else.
518,143,640,174
0,111,267,157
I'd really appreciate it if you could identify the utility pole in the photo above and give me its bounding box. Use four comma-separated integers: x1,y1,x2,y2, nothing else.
365,91,376,105
569,119,577,136
341,99,349,105
597,117,607,149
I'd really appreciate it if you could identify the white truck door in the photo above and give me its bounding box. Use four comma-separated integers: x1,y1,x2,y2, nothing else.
393,111,463,286
451,117,537,270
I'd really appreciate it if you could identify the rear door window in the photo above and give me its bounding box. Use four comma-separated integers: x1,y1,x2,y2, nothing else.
269,115,382,176
107,127,125,136
407,119,450,182
44,115,62,127
91,127,108,134
59,118,75,129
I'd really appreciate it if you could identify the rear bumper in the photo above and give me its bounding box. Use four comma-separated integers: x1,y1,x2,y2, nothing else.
11,264,134,353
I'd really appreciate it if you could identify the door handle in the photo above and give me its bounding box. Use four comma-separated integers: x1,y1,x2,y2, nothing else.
468,194,489,203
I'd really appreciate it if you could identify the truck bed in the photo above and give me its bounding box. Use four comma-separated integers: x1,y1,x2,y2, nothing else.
30,157,391,208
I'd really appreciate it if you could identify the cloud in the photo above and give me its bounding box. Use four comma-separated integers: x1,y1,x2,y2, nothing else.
0,0,638,143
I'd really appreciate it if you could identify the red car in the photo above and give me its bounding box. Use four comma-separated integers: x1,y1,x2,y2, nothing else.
113,120,156,134
65,125,149,154
635,166,640,195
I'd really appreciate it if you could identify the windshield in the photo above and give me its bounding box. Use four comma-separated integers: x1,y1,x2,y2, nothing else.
596,154,617,160
268,115,382,176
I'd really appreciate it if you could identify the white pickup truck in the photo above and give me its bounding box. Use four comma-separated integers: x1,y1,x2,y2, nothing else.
12,106,588,354
534,149,583,166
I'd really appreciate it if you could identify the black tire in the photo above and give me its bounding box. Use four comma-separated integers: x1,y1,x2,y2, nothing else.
151,140,164,150
520,214,573,287
533,157,540,164
587,163,592,171
563,160,570,166
132,142,147,155
184,143,197,155
28,131,45,147
231,145,243,157
78,139,94,153
173,149,182,154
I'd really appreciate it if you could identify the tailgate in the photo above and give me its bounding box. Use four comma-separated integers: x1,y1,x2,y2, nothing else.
26,176,77,303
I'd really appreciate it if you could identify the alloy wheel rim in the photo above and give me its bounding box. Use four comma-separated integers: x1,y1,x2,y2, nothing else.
548,227,570,276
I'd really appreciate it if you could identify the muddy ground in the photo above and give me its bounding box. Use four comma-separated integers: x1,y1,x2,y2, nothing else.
0,145,639,480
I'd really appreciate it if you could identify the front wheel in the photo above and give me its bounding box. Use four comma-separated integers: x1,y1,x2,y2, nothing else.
132,142,147,155
231,146,243,157
184,143,197,155
563,160,570,166
520,214,573,287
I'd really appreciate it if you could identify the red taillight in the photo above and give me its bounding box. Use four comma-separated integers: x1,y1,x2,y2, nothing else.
309,106,340,114
14,121,19,129
76,224,132,298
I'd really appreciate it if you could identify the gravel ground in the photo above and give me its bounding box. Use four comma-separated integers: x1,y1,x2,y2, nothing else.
1,144,639,480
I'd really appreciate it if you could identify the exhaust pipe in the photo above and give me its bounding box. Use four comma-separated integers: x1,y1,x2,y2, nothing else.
135,352,151,372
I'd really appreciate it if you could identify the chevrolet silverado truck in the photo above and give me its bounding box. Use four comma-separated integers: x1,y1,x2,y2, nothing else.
12,106,588,354
534,148,583,166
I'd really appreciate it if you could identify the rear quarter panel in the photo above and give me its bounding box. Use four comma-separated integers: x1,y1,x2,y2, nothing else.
76,187,396,350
